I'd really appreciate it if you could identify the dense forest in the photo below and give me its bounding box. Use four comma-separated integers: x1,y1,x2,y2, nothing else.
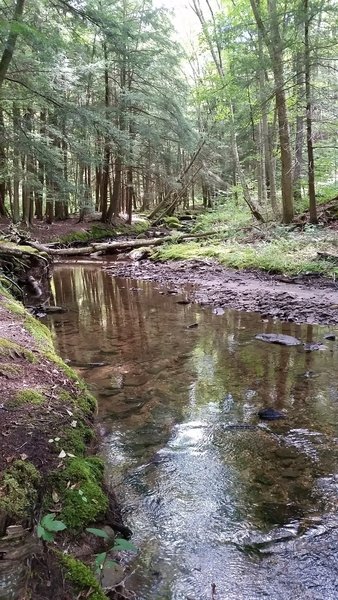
0,0,337,228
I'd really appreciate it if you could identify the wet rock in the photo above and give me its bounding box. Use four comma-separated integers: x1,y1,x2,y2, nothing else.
187,323,198,329
129,248,150,261
123,373,148,387
213,307,225,315
324,333,336,341
176,299,190,305
258,408,286,420
274,447,297,459
303,342,327,352
224,423,257,430
255,333,302,346
101,563,124,589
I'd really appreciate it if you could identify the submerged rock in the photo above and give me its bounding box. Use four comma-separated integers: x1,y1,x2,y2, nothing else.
258,408,286,420
255,333,302,346
324,333,336,341
303,342,327,352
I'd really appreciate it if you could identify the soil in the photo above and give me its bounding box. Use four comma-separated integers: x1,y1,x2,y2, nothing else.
105,259,338,326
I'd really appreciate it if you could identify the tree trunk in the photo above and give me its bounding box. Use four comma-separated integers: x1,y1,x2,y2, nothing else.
0,0,26,90
250,0,294,223
304,0,317,224
0,108,8,216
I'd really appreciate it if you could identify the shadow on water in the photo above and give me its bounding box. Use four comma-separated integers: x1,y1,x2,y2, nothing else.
47,263,338,600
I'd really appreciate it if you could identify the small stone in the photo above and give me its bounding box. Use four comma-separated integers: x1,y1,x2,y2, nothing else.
255,333,302,346
258,408,286,420
324,334,336,341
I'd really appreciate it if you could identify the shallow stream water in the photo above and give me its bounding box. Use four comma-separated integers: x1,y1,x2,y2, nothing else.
48,263,338,600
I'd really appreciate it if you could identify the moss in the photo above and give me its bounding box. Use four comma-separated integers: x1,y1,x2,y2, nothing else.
59,554,108,600
24,316,54,351
56,424,94,456
58,390,73,403
14,388,45,406
59,225,117,245
162,216,181,229
77,390,97,414
51,457,108,531
0,240,47,256
0,363,22,378
45,351,80,381
0,460,41,519
4,299,26,316
0,336,36,363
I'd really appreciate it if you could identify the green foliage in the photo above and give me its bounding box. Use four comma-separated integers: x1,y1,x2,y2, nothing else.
37,513,67,541
0,460,41,519
155,221,338,277
86,528,137,580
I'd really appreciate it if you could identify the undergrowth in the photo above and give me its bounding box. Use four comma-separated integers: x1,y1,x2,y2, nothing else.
155,202,338,277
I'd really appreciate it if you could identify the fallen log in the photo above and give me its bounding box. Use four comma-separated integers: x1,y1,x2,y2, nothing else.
27,230,223,256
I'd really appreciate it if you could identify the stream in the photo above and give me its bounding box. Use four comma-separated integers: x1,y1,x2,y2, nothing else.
47,263,338,600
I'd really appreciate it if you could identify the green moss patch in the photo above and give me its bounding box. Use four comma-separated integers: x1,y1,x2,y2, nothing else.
59,554,108,600
14,388,46,406
0,460,41,520
4,299,26,316
50,457,108,531
0,336,36,363
0,363,22,378
24,316,54,351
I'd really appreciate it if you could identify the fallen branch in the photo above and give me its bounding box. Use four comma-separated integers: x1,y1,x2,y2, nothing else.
27,231,223,256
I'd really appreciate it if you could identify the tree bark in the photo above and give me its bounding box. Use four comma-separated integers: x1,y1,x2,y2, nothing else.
0,0,26,90
250,0,294,223
304,0,317,224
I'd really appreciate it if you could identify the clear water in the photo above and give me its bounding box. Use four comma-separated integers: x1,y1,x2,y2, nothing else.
48,263,338,600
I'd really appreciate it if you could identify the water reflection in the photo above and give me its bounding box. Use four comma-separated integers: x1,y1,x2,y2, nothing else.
48,264,338,600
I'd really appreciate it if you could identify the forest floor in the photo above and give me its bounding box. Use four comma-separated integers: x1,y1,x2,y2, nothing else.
105,259,338,326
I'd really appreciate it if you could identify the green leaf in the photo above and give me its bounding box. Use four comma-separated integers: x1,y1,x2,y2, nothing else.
86,527,110,540
113,538,137,552
94,552,107,570
41,513,67,532
37,525,54,542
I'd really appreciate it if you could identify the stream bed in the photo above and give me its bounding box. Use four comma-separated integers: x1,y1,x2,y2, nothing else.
47,263,338,600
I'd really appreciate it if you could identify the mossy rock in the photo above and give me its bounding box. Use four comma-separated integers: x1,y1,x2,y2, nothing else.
50,457,108,531
0,460,41,520
59,553,108,600
162,216,181,229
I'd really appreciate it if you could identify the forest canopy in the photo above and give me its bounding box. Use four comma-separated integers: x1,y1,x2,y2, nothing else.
0,0,337,226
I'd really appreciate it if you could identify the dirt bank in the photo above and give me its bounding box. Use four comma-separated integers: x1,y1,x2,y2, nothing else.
105,259,338,326
0,288,128,600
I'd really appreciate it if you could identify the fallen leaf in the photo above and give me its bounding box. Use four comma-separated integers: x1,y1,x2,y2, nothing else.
20,453,28,461
52,491,60,503
58,449,66,458
71,420,77,428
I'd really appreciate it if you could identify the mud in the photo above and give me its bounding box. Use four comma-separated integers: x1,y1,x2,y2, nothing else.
105,259,338,325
